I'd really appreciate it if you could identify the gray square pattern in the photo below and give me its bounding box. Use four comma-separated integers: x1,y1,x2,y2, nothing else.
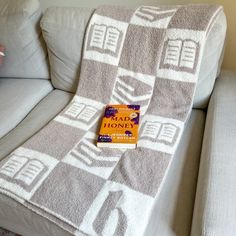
31,162,105,226
148,77,195,120
119,25,165,75
109,148,171,197
23,121,86,160
76,60,118,104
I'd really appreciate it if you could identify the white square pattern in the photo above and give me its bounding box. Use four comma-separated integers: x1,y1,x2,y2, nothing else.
84,14,129,66
138,114,184,154
157,28,205,82
0,147,59,200
55,95,105,130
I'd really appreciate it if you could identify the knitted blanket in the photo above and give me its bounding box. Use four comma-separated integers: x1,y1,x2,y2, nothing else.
0,5,222,236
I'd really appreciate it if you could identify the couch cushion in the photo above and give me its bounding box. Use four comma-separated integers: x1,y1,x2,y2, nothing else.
0,89,73,160
0,78,53,139
40,7,226,108
40,7,94,92
0,0,49,79
192,71,236,236
0,109,205,236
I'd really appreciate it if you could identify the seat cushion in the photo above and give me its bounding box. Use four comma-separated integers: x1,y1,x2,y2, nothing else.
0,78,53,139
0,89,73,160
0,109,205,236
0,0,49,79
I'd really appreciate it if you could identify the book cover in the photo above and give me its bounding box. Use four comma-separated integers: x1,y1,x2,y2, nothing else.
97,105,140,148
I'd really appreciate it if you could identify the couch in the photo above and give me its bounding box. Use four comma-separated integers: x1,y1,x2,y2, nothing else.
0,0,233,235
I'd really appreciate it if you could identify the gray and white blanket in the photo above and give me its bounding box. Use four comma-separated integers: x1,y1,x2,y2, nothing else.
0,5,222,236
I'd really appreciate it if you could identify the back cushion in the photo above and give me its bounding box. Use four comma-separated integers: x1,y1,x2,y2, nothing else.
0,0,49,79
41,7,94,92
41,7,226,108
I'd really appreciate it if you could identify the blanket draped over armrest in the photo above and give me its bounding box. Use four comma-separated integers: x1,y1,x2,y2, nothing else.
0,5,222,236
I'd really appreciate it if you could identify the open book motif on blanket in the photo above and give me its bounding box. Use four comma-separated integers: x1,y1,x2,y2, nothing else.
140,121,180,146
63,102,98,123
0,155,47,191
87,24,123,57
160,39,200,73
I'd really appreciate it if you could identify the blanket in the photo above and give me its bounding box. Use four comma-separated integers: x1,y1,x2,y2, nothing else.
0,5,222,236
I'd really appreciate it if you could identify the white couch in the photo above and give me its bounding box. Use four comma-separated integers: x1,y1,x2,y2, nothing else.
0,0,231,235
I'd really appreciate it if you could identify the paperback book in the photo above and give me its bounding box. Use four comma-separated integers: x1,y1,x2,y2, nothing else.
97,105,140,148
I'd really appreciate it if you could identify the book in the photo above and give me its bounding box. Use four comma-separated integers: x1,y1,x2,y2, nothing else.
97,105,140,149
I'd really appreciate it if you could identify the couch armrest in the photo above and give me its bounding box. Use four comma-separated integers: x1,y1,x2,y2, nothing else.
191,70,236,236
